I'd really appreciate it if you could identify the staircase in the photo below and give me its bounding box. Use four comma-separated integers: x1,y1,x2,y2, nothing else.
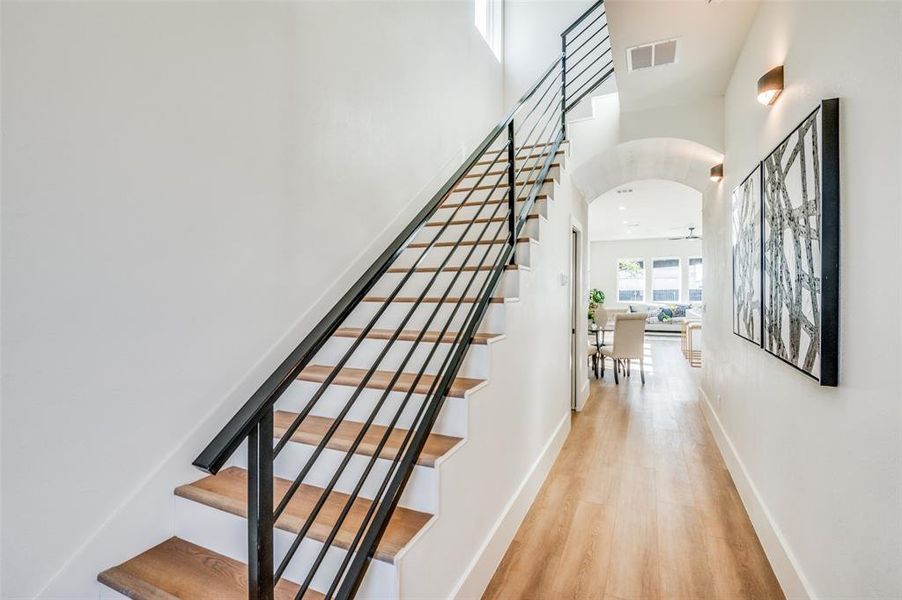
98,3,612,598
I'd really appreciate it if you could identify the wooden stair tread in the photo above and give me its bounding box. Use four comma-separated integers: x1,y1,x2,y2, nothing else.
440,193,548,209
298,364,485,398
333,327,503,345
424,213,540,227
273,412,462,467
408,236,532,249
175,467,431,563
386,264,528,274
98,537,318,600
361,295,507,304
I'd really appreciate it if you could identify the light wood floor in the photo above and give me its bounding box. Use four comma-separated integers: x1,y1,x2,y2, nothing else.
483,338,784,600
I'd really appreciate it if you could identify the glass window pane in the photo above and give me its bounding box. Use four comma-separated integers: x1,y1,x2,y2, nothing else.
652,258,680,302
617,259,645,302
688,257,703,302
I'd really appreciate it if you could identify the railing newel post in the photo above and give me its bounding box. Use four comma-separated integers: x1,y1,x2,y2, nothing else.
560,36,568,140
248,406,274,600
506,121,518,265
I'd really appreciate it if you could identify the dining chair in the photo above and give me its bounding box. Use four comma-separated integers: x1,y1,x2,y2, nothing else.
599,312,647,384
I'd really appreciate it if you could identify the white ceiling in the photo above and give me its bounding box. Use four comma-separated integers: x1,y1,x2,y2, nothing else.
588,178,702,241
606,0,760,112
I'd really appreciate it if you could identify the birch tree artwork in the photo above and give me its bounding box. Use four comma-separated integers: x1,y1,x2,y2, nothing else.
762,108,823,379
732,166,762,345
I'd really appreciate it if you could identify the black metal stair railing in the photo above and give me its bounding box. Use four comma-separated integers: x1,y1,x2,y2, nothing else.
192,2,611,598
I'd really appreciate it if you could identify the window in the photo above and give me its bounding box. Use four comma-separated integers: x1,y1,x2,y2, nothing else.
617,259,645,302
688,257,703,301
652,258,681,302
475,0,502,60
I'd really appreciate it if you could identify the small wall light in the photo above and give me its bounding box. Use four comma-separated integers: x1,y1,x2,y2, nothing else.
710,163,723,182
757,65,784,106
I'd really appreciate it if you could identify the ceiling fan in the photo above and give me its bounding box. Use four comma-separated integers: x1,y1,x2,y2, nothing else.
669,227,703,241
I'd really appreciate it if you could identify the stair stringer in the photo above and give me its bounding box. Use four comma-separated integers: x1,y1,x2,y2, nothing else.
391,160,584,599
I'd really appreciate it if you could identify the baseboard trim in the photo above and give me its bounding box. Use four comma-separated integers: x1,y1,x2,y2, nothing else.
698,387,816,600
449,411,570,599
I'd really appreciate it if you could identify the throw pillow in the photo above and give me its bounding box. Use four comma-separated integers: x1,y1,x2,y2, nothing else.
657,307,673,322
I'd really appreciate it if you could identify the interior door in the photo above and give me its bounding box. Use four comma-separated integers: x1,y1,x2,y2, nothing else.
571,228,579,410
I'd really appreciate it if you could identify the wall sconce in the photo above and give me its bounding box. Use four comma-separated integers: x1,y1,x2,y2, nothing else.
710,163,723,182
757,65,784,105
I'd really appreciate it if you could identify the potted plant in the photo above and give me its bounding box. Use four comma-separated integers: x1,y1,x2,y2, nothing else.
588,288,605,324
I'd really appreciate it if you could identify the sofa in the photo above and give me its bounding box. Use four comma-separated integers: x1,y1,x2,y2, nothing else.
603,303,702,333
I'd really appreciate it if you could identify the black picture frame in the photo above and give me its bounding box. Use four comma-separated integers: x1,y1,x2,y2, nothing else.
761,98,840,386
731,164,764,347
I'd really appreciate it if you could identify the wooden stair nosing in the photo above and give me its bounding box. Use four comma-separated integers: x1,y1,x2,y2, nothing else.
407,235,533,249
332,326,503,345
273,412,462,468
297,364,486,398
424,213,540,228
386,263,528,274
174,467,432,564
361,295,509,305
98,537,320,600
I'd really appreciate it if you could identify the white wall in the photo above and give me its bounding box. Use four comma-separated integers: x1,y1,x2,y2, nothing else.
589,238,702,309
0,2,503,596
702,3,902,598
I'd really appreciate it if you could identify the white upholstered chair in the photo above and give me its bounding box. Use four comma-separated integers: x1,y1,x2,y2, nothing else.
599,312,647,384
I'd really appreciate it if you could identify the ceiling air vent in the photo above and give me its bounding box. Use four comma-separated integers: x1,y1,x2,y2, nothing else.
627,39,678,72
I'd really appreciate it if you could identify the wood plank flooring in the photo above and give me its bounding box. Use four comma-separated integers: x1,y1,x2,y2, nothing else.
483,338,784,600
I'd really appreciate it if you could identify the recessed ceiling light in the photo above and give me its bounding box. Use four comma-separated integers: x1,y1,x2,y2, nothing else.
622,220,628,224
618,206,626,210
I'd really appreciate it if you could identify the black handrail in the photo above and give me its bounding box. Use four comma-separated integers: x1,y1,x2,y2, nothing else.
192,1,612,597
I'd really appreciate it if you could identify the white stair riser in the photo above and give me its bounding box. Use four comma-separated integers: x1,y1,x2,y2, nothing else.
174,498,397,599
279,380,469,438
344,298,509,334
392,240,533,270
229,442,437,513
314,336,490,379
413,217,540,245
433,197,548,222
369,269,519,304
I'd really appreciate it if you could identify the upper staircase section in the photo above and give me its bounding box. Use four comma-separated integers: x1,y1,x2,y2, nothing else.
98,2,613,599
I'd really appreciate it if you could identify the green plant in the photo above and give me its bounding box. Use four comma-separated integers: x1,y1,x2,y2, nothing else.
588,288,605,323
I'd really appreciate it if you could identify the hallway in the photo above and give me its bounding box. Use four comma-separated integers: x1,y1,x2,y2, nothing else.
483,338,784,599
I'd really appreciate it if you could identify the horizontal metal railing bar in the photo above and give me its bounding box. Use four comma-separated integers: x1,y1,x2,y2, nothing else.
513,69,561,139
566,66,615,112
564,9,606,46
566,58,613,102
566,35,611,74
562,0,605,36
566,47,613,91
566,25,608,64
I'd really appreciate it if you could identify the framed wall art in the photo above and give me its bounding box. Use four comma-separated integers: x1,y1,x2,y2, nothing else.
761,98,840,386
